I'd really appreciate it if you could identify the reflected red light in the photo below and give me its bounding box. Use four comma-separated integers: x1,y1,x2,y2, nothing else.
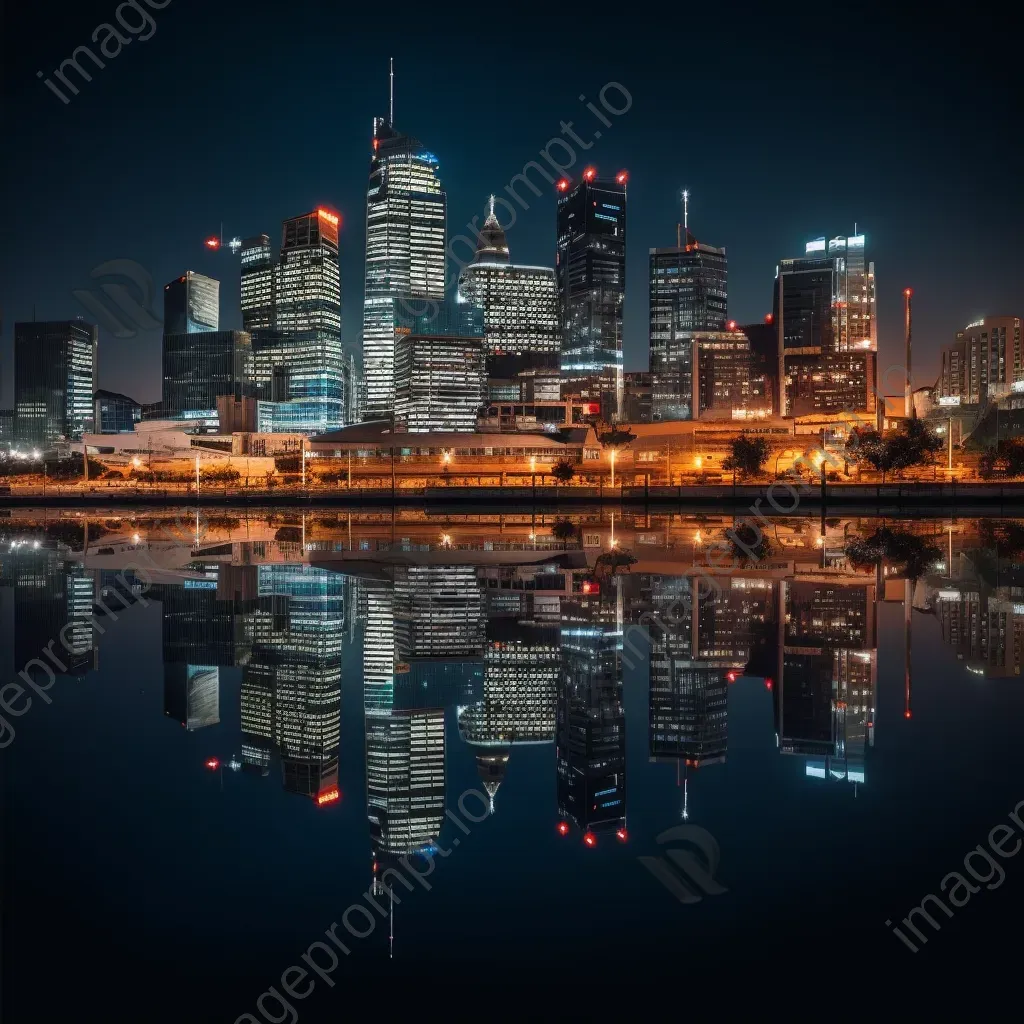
727,671,737,683
616,170,628,184
557,821,570,836
317,786,341,806
556,178,570,192
904,710,912,719
904,287,913,297
204,237,220,250
616,828,628,842
583,831,597,847
765,678,773,691
205,757,220,770
372,137,379,151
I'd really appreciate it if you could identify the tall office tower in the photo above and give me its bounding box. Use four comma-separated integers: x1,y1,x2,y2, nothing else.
939,316,1023,402
14,319,97,448
249,209,346,434
163,271,219,335
363,112,447,420
458,196,559,361
557,170,627,419
276,209,342,337
649,209,728,353
239,234,276,331
162,328,252,419
650,328,768,421
393,298,485,431
774,233,876,416
557,583,626,836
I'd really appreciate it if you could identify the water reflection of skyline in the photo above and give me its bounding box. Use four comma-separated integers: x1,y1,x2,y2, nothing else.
3,511,1023,853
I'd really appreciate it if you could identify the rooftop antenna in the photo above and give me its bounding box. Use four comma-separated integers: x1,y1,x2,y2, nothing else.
488,194,496,219
389,57,394,125
683,189,689,232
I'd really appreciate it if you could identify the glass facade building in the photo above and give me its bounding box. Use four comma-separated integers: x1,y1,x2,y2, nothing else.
649,232,727,342
93,389,141,433
774,234,877,415
363,117,447,420
393,300,485,432
163,271,219,335
557,173,626,418
458,198,559,359
240,233,276,331
162,329,252,419
939,317,1023,402
14,319,97,448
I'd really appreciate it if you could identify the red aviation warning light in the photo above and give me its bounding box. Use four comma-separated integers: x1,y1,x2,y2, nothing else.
615,828,628,842
557,821,570,836
904,287,913,297
205,757,220,770
765,678,773,691
583,831,597,847
615,170,628,184
556,178,570,192
204,237,221,250
727,671,737,683
583,167,597,182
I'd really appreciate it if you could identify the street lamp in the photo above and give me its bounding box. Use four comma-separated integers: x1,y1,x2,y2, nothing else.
694,455,703,471
132,457,141,468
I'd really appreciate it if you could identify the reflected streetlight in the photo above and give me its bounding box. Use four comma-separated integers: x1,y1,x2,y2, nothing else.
610,449,616,488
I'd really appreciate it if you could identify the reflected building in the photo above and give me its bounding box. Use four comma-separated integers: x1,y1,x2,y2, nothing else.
238,565,345,798
557,582,626,834
458,618,560,813
363,575,448,857
778,578,876,784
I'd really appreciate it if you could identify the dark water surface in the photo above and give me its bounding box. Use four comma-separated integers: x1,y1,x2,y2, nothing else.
3,508,1023,1019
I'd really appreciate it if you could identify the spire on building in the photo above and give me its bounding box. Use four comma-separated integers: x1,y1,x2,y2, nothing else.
472,196,510,265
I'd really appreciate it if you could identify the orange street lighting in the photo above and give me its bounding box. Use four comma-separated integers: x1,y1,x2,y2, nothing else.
694,529,702,545
132,456,141,468
530,456,537,473
440,533,452,548
610,448,617,488
694,456,703,470
442,451,452,465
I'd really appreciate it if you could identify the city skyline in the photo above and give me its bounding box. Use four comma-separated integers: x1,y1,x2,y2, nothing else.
2,6,1020,409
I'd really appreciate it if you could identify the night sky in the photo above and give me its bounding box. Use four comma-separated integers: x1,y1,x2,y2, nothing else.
2,0,1021,407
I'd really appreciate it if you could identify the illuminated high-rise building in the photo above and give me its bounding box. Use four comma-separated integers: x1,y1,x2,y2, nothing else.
164,270,219,335
239,233,276,331
247,209,346,434
939,317,1023,402
162,329,252,420
556,170,627,419
362,577,446,856
557,583,626,835
362,108,447,420
774,233,876,415
458,196,559,360
14,319,97,448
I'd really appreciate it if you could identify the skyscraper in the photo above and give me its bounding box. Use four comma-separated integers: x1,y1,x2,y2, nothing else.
247,209,347,434
939,316,1023,402
14,319,97,448
556,169,627,419
240,233,276,331
394,301,485,432
162,329,252,420
275,210,342,338
362,109,447,420
458,196,559,361
774,233,876,416
163,271,219,335
649,213,728,344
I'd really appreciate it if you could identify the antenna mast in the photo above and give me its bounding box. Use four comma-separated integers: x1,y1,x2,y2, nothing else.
389,58,394,125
